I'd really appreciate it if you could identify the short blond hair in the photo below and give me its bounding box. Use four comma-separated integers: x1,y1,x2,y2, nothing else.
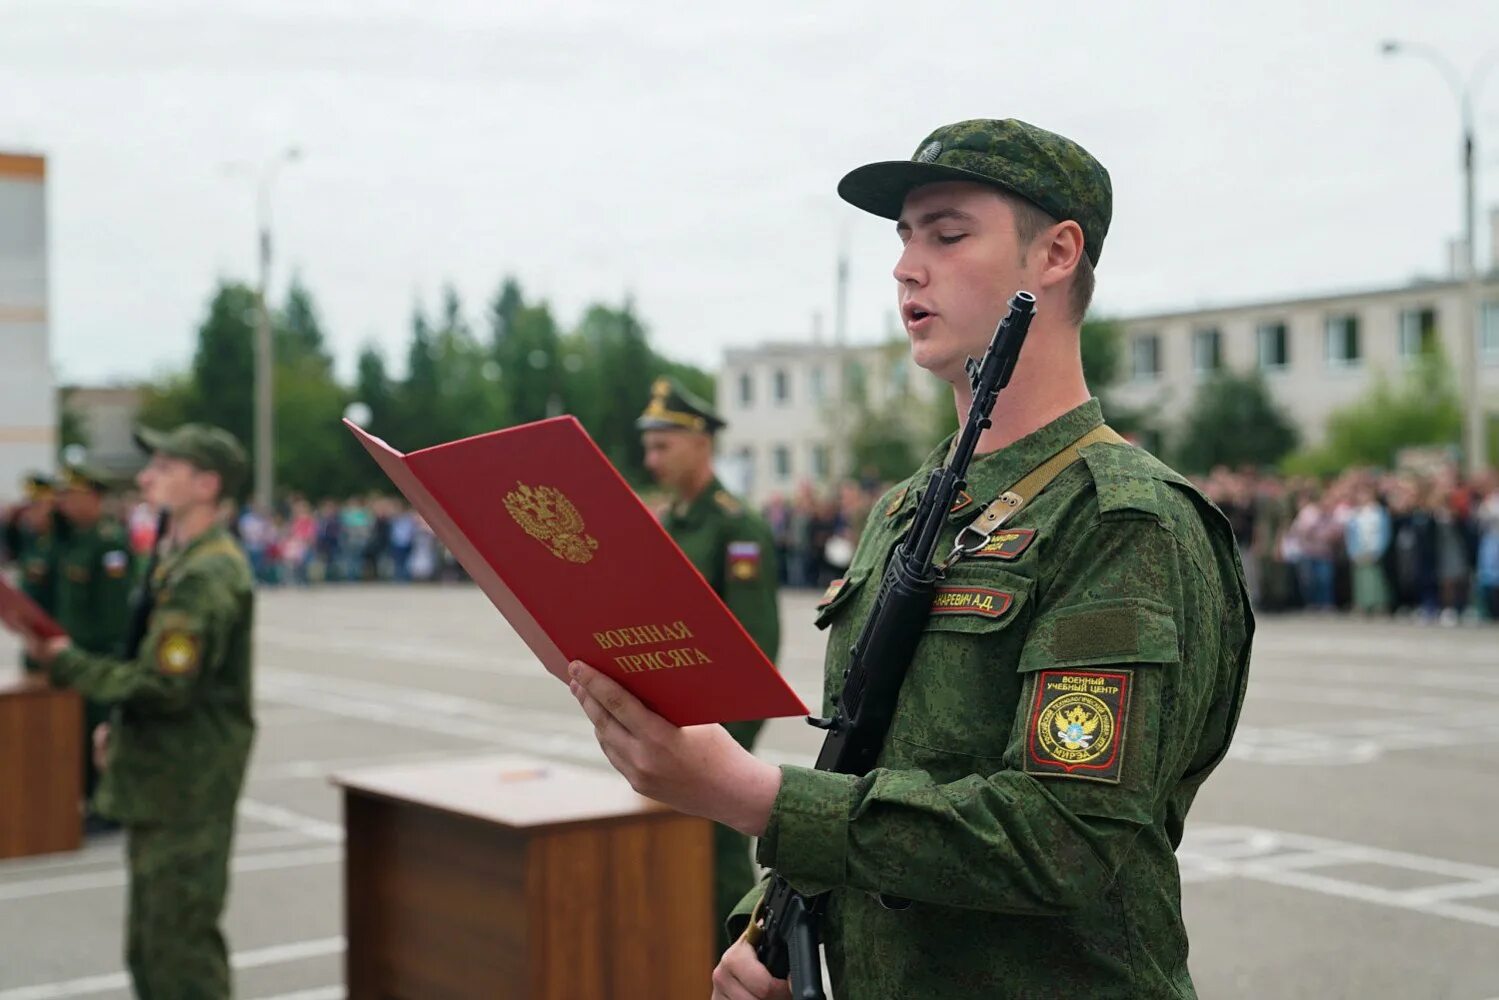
996,191,1095,324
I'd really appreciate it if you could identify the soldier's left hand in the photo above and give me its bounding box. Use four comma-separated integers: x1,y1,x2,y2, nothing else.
568,660,780,837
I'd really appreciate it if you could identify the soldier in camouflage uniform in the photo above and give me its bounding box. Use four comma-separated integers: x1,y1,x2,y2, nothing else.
638,376,782,950
566,119,1254,1000
9,425,255,1000
54,466,135,824
2,474,60,673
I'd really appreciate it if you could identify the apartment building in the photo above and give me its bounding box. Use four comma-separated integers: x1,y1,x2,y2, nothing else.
715,339,942,505
1112,274,1499,449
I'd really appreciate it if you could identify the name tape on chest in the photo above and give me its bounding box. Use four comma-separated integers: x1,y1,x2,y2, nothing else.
818,577,846,608
1023,669,1133,784
727,540,761,582
930,585,1013,619
883,486,909,518
967,528,1037,561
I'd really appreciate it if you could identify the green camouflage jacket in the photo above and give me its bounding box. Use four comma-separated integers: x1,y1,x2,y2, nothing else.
733,399,1253,999
54,517,133,656
50,525,256,825
662,478,781,662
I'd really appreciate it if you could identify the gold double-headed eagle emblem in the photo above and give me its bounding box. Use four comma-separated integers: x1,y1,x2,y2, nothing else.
503,482,599,564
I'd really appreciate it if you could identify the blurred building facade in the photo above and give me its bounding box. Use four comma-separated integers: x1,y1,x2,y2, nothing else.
716,339,943,504
0,152,55,504
60,385,144,479
1112,269,1499,451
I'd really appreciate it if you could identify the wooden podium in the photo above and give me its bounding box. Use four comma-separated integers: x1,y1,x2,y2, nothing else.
0,669,83,859
333,755,717,1000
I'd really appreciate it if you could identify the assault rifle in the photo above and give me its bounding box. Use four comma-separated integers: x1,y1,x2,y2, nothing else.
746,291,1037,1000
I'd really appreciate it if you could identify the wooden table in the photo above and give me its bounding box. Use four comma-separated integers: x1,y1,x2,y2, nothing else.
333,754,716,1000
0,669,82,859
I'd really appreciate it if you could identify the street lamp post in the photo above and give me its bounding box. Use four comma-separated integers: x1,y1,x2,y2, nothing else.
250,147,302,511
1382,41,1496,476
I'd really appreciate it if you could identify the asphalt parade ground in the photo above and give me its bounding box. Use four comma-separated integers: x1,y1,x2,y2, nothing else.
1,585,1496,999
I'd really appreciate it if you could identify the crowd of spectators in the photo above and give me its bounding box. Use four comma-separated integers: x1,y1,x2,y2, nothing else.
94,462,1499,622
761,462,1499,623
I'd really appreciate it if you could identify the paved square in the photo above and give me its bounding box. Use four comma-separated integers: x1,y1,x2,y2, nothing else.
1,587,1495,998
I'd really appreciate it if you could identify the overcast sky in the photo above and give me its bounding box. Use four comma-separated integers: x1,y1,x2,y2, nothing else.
3,0,1497,385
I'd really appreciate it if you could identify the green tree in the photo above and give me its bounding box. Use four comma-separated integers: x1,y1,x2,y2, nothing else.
1283,348,1463,475
190,282,260,447
1080,316,1122,391
1174,371,1299,474
353,345,398,436
278,274,331,369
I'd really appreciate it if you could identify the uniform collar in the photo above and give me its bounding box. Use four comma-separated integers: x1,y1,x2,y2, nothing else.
668,476,725,528
888,398,1104,522
159,523,231,575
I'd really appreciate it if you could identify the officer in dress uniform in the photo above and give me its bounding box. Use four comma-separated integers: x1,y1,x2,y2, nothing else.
637,377,783,950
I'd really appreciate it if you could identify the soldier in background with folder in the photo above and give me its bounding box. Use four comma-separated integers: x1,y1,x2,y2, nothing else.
637,376,782,948
3,423,256,1000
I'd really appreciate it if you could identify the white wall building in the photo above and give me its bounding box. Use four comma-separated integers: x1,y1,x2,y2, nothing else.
1111,273,1499,453
0,152,55,503
716,339,944,505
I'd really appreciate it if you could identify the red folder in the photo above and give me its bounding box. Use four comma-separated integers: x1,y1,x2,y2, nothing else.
345,416,809,727
0,575,67,641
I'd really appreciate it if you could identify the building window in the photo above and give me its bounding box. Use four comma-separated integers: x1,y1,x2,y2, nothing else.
811,444,831,478
1481,301,1499,361
1398,307,1437,361
772,445,792,481
738,372,753,407
1192,327,1222,376
1130,334,1161,381
808,366,825,403
772,368,790,405
1324,314,1361,368
1256,321,1289,371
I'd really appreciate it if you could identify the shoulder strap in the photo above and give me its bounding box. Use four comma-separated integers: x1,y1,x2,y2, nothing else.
940,425,1125,571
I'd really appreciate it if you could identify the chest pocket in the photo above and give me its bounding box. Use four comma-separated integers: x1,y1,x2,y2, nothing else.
884,566,1035,775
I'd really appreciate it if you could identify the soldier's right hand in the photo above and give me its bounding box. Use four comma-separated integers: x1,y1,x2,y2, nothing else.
92,723,110,772
711,939,791,1000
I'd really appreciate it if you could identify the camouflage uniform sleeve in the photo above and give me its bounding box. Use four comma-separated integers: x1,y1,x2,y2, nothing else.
50,567,231,712
755,509,1229,914
721,512,781,662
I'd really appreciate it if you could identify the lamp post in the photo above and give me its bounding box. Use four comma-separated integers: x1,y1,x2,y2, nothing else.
246,146,302,510
1382,41,1496,475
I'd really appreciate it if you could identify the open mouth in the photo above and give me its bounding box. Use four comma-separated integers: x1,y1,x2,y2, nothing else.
903,302,934,326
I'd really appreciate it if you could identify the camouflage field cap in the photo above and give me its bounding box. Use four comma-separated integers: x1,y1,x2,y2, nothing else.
837,118,1113,265
134,423,249,496
636,377,726,434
